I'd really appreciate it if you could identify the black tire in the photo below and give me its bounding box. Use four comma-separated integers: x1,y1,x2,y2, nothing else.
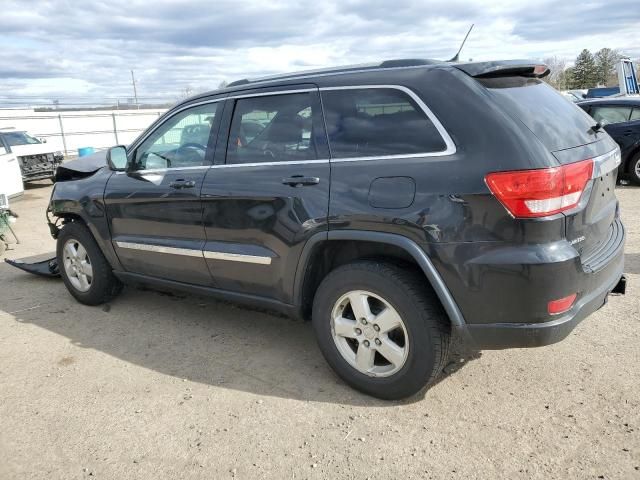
312,260,450,400
629,153,640,186
56,221,122,305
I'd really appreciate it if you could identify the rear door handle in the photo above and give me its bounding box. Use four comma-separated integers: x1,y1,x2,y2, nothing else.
282,175,320,187
169,179,196,189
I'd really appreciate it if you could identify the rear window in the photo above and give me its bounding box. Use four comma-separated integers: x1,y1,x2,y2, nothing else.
479,77,597,152
321,88,447,158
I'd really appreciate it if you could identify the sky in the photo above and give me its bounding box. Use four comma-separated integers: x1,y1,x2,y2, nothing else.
1,0,639,106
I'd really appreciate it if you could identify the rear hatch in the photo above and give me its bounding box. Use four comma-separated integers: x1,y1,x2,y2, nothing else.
462,62,621,264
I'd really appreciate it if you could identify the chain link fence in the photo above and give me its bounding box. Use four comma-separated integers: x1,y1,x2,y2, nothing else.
0,108,168,158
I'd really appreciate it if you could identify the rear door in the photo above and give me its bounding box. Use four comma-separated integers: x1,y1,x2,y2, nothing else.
592,104,640,155
104,99,224,285
200,86,330,302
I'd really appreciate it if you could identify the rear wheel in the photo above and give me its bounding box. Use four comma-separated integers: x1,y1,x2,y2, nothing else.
312,260,450,400
629,153,640,185
57,222,122,305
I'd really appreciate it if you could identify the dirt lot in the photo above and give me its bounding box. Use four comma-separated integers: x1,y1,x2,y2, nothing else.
0,182,638,480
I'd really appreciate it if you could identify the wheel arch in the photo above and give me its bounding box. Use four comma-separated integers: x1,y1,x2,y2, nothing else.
52,210,123,271
293,230,466,327
624,143,640,173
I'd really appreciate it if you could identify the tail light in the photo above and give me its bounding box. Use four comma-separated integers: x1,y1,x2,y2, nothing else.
485,159,593,218
548,293,577,315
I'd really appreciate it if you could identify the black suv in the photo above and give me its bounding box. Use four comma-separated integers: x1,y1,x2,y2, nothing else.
48,59,626,399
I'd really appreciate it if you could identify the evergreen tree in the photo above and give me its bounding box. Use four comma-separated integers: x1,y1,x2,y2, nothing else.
571,49,597,89
594,48,621,86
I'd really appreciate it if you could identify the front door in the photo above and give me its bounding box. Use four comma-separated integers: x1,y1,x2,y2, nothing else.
104,99,224,286
200,86,330,302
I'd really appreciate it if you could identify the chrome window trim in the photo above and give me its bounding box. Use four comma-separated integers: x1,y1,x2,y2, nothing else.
115,165,211,175
115,241,273,265
203,251,272,265
228,88,316,100
592,147,622,178
319,85,456,159
212,84,455,171
210,159,329,169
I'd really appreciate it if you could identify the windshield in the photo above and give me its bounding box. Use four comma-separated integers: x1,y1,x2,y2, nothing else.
2,131,41,146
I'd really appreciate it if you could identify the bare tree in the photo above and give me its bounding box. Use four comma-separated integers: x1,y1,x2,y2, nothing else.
542,56,569,89
218,80,229,89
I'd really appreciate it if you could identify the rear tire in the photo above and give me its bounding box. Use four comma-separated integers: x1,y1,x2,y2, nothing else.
629,153,640,185
57,222,122,305
312,260,450,400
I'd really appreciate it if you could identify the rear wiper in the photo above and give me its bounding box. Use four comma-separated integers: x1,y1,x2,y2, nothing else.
590,122,603,133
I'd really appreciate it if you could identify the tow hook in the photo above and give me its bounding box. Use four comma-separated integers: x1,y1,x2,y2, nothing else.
611,275,627,295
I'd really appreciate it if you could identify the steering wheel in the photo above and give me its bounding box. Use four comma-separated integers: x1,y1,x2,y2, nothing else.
177,142,207,152
261,141,276,160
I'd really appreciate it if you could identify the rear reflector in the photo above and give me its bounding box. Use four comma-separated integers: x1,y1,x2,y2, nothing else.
548,293,577,315
485,159,593,218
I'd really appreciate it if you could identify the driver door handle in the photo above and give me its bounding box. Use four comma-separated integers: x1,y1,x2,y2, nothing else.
169,179,196,189
282,175,320,187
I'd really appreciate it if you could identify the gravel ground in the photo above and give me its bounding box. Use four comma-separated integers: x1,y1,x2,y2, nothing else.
1,181,639,480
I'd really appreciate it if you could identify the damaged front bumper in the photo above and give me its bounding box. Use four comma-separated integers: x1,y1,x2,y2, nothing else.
5,256,60,277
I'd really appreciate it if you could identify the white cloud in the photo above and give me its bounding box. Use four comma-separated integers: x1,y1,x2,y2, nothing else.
0,0,638,105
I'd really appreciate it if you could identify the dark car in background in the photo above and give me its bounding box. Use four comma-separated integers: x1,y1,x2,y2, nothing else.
46,59,626,399
578,98,640,184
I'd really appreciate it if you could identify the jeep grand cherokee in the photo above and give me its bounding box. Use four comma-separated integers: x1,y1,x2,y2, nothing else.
47,59,626,399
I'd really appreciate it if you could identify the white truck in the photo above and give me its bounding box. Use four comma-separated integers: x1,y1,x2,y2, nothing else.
0,137,24,198
0,128,63,183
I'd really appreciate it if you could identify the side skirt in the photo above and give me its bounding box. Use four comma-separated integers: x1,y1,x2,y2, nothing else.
113,271,301,319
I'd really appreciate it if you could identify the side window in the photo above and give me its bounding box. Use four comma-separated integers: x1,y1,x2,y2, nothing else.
630,108,640,122
133,102,221,171
590,106,632,125
226,92,318,165
321,88,447,158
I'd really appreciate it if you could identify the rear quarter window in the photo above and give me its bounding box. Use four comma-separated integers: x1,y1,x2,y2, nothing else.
320,88,447,158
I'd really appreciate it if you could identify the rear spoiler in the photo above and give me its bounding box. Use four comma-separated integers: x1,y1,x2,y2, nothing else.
453,60,550,79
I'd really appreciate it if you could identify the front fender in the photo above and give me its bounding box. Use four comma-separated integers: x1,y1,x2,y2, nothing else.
50,169,122,271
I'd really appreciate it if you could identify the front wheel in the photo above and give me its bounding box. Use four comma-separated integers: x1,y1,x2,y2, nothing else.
312,260,450,400
57,222,122,305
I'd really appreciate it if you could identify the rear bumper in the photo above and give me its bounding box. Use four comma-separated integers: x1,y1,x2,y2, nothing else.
438,218,626,349
458,269,626,349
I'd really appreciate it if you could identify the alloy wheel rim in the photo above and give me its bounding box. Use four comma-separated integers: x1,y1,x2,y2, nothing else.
635,158,640,178
62,238,93,292
330,290,409,377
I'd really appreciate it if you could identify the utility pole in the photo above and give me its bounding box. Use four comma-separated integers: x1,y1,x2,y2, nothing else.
131,70,139,109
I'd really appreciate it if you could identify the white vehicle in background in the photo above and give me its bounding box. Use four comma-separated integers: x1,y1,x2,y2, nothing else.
0,138,24,198
560,89,587,102
0,128,63,183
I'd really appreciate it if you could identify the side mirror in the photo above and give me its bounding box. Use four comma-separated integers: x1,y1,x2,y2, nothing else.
106,145,128,171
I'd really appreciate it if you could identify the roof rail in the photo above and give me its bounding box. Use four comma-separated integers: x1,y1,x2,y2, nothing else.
227,79,250,87
379,59,442,68
226,58,442,88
